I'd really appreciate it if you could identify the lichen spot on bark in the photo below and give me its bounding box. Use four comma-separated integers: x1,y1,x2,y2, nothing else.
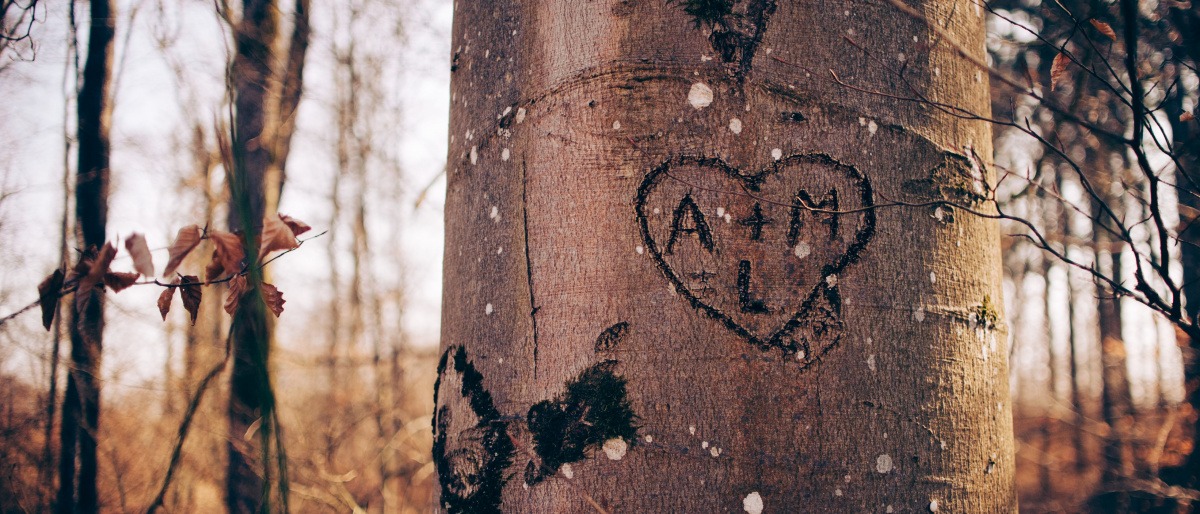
742,492,764,514
602,438,628,460
876,453,894,473
688,82,713,109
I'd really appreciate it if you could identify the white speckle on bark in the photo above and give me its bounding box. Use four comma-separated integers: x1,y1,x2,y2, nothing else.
489,205,500,222
635,245,644,254
887,506,894,513
561,463,574,479
602,438,628,460
765,47,772,54
825,275,838,287
515,107,526,124
501,148,510,161
930,272,937,283
500,106,511,118
688,83,713,109
914,307,925,322
913,35,919,42
710,447,722,457
613,120,622,130
653,207,661,214
868,120,878,135
858,117,866,126
771,148,783,160
702,441,709,449
975,70,983,82
844,9,850,15
724,213,732,223
876,454,894,473
497,246,503,255
498,357,504,364
701,54,713,61
729,118,743,134
796,348,807,360
867,354,877,372
485,303,494,315
929,499,940,512
743,492,764,514
794,242,811,259
844,474,852,483
934,67,941,76
689,425,696,435
835,488,843,497
716,207,725,217
645,435,653,443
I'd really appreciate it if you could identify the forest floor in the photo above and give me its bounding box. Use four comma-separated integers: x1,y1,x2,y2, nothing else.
1014,406,1195,513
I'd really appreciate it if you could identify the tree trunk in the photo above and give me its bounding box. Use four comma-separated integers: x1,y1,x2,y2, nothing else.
1089,150,1134,492
225,0,279,510
56,0,114,511
435,1,1015,512
1166,77,1200,487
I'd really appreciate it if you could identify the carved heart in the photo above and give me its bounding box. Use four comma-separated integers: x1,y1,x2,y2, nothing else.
635,154,875,357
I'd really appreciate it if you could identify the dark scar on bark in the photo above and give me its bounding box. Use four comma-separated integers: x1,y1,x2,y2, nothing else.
524,359,639,486
594,321,630,352
781,111,807,122
667,0,778,82
432,346,514,513
634,153,876,360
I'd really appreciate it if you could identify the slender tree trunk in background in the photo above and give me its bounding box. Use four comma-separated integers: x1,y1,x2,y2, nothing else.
435,1,1015,511
1166,80,1200,487
1058,173,1087,473
1040,253,1057,496
265,0,310,211
226,0,278,510
56,0,114,511
1089,150,1134,493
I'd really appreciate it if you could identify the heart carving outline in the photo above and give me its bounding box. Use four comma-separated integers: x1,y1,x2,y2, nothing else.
634,153,876,355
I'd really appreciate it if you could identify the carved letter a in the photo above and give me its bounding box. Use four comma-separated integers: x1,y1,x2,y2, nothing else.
666,194,715,254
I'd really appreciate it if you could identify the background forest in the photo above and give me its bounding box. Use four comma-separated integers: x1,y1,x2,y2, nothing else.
0,0,1197,512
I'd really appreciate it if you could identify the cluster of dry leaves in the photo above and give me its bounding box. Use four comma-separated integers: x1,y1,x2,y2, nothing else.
36,214,311,330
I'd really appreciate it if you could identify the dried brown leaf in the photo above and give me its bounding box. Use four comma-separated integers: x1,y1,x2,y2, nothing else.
225,275,247,315
1050,52,1069,91
37,269,65,330
260,214,300,259
205,252,225,281
261,282,285,317
180,275,202,325
103,271,140,293
208,231,245,278
278,213,311,237
76,243,117,312
163,225,202,278
124,233,155,277
158,283,177,321
1090,19,1116,40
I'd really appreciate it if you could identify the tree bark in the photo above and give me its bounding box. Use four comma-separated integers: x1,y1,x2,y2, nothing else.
435,1,1016,512
56,0,114,511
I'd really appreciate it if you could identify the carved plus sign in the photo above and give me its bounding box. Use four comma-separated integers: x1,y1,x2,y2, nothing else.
738,202,774,240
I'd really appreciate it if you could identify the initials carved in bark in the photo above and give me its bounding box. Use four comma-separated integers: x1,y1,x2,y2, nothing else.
636,153,875,364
